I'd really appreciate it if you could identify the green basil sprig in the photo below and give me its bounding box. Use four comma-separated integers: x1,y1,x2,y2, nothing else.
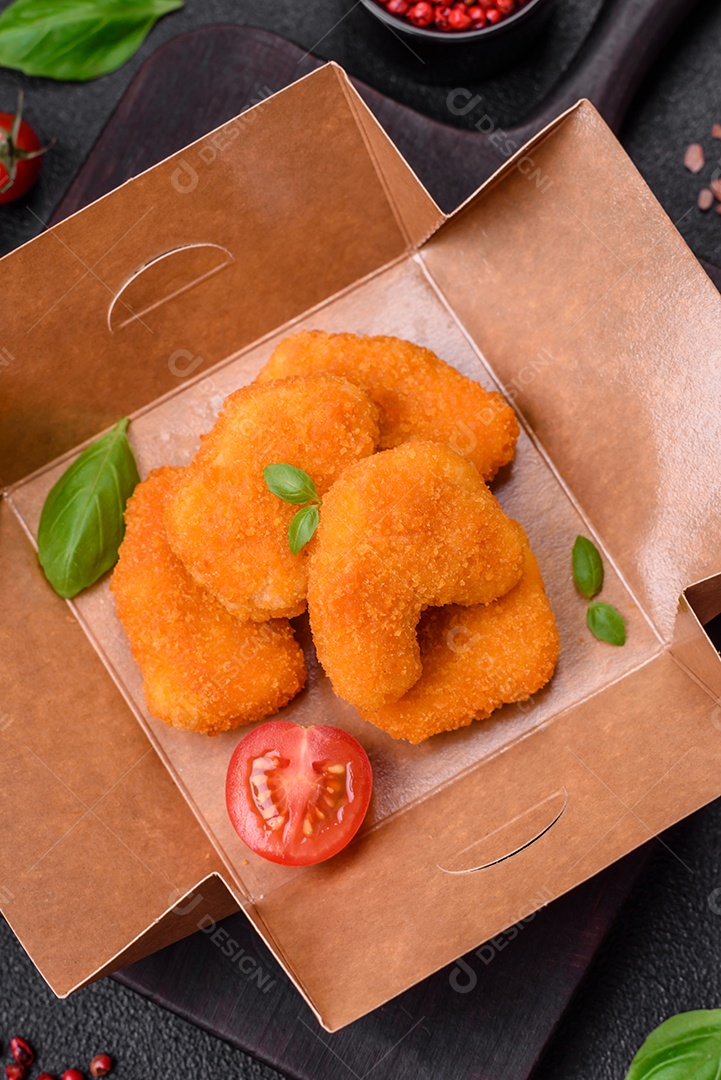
0,0,184,82
625,1009,721,1079
263,463,321,555
288,504,320,555
587,601,626,646
572,534,626,646
572,534,604,599
38,417,140,598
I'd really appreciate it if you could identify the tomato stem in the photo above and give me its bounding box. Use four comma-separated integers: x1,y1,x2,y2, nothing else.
0,91,54,195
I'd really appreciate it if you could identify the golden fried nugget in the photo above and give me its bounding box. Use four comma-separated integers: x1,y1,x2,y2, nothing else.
111,467,306,734
307,442,524,713
257,330,518,481
364,539,559,742
165,375,380,621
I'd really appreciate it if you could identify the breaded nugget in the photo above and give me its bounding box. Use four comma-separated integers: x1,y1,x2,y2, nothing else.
365,539,559,742
165,375,379,620
111,467,306,734
257,330,518,481
307,442,524,713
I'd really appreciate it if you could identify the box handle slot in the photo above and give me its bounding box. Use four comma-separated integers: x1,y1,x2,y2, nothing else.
437,787,568,874
108,243,234,332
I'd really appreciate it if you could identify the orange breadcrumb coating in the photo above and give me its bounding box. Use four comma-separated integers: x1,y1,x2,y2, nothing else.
111,467,306,734
307,442,525,713
365,538,559,743
256,330,518,481
164,375,380,621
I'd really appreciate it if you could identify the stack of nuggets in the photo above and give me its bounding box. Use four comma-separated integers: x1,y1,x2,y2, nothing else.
112,373,380,733
112,331,559,742
111,467,306,734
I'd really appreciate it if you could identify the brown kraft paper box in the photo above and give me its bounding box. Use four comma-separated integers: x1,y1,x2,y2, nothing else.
1,63,721,1031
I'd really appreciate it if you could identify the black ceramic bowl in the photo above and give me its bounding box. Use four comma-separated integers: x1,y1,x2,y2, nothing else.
358,0,556,82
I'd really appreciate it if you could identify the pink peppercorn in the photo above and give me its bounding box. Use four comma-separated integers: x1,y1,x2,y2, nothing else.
10,1040,34,1068
434,5,453,28
408,1,434,25
449,5,472,28
374,0,518,29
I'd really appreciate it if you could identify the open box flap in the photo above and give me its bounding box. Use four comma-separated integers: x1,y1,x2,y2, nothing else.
0,499,237,995
0,64,441,487
672,572,721,702
421,99,721,641
257,649,721,1031
2,65,721,1028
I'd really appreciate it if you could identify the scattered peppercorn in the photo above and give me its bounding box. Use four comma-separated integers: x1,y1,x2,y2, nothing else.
373,0,525,31
684,143,705,173
9,1040,34,1068
0,1035,110,1080
698,188,714,211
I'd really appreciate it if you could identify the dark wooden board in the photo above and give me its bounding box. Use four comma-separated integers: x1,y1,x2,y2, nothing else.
53,0,703,218
47,10,710,1078
116,852,648,1080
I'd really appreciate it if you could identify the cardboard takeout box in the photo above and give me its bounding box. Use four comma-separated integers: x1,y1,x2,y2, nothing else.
2,64,721,1032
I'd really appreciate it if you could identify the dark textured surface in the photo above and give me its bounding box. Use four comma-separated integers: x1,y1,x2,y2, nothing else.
2,2,721,1079
3,0,721,261
114,849,646,1080
0,913,278,1080
534,801,721,1080
621,0,721,267
0,0,602,256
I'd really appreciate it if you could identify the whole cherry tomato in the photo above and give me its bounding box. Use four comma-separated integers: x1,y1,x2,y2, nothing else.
0,92,50,205
226,721,373,866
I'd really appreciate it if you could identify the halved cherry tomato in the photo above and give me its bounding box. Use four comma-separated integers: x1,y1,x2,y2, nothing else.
226,721,372,866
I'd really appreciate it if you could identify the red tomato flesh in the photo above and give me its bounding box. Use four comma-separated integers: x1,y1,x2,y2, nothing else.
226,721,372,866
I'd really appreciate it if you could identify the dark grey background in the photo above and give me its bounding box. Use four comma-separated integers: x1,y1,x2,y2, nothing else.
2,1,721,1078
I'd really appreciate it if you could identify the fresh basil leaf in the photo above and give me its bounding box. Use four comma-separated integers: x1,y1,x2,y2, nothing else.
264,463,318,505
38,417,140,598
587,601,625,646
288,505,319,555
625,1010,721,1079
0,0,183,82
572,534,604,599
